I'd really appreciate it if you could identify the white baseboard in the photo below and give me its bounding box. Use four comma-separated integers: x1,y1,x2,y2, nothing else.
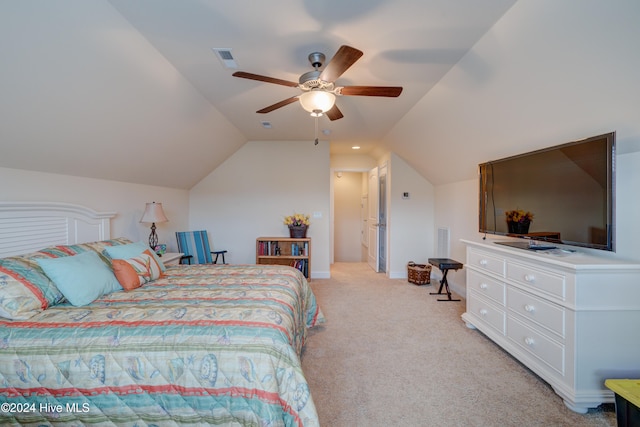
388,271,406,279
311,271,331,279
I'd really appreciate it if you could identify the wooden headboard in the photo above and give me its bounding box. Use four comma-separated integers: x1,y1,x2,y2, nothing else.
0,202,116,258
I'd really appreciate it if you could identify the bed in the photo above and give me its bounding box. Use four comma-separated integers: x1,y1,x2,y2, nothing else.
0,202,324,426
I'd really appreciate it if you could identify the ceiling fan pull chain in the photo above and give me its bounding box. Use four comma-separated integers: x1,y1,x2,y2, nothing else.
314,115,319,145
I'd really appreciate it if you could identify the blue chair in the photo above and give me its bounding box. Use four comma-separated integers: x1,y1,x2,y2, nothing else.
175,230,227,265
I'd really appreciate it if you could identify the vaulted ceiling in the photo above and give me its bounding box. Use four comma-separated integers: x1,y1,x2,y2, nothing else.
0,0,516,189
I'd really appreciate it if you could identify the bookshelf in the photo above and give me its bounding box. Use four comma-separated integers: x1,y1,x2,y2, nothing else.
256,237,311,279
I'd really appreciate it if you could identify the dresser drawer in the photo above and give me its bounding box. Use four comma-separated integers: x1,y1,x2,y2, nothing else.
468,292,506,335
467,269,506,306
507,261,566,300
468,249,506,277
507,316,565,375
508,287,565,339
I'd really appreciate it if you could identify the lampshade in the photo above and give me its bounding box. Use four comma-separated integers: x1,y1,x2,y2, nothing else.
140,202,168,249
140,202,168,224
299,90,336,116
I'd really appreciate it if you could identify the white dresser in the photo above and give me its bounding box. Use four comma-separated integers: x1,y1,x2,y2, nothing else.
461,239,640,413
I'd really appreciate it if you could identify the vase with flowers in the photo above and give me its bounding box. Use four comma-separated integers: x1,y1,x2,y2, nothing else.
284,213,310,238
505,209,534,234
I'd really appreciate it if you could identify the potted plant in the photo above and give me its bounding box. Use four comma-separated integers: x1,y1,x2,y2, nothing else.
284,213,310,238
505,209,534,234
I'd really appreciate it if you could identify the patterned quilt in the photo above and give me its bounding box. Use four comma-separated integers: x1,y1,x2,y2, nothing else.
0,264,324,426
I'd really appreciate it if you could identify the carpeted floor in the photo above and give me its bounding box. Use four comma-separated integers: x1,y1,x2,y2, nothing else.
302,262,616,427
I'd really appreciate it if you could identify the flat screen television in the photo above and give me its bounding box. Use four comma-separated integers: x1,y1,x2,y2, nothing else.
479,132,615,251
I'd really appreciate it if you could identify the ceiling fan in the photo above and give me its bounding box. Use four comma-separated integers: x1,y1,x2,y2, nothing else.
232,45,403,121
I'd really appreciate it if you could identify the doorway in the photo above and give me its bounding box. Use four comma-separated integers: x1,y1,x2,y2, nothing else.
333,171,368,263
332,166,387,273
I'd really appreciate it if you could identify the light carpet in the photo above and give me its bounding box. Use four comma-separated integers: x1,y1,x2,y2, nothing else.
302,262,616,427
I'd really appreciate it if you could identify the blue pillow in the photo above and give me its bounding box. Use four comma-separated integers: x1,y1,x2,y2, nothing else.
37,251,123,306
105,241,166,272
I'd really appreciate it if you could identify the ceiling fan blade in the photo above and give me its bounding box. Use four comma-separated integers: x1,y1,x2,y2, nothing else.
319,45,363,82
338,86,403,97
256,96,299,114
326,104,344,121
232,71,298,88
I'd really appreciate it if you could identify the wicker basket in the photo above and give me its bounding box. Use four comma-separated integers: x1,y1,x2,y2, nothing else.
407,261,431,285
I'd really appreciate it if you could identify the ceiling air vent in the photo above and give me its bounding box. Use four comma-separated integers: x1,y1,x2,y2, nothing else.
212,48,238,69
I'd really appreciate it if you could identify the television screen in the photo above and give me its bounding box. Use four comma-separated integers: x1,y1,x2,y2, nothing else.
479,132,615,251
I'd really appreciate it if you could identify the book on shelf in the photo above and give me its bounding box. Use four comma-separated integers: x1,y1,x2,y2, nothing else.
290,259,308,276
287,242,308,257
258,241,269,256
258,241,282,256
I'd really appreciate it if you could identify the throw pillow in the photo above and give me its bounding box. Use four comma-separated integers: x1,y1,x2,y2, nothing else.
37,251,122,306
142,249,163,280
112,258,148,291
105,241,166,272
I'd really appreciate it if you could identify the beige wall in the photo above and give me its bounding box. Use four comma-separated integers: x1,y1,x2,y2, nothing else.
188,140,331,277
330,153,377,171
0,167,189,250
387,153,435,278
433,179,478,295
333,171,365,262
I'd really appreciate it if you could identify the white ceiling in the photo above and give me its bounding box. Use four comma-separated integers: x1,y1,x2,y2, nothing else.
109,0,516,153
0,0,517,188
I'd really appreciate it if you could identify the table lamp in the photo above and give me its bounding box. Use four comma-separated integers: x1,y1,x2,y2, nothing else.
140,202,168,249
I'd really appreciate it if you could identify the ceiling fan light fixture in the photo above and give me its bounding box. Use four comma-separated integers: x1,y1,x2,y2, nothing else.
232,45,402,123
299,90,336,115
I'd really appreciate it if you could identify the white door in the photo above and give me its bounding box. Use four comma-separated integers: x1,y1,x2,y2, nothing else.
367,167,379,271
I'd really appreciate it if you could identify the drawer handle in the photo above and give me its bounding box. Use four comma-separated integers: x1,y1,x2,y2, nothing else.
524,304,535,313
524,337,535,346
524,274,536,282
480,283,488,290
479,309,488,316
479,259,488,266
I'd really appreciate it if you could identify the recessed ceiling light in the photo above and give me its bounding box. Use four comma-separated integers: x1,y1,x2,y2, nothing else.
322,129,331,135
261,121,272,129
352,146,360,150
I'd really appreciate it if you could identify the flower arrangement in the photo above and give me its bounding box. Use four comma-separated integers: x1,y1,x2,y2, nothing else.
505,209,534,224
284,213,310,227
